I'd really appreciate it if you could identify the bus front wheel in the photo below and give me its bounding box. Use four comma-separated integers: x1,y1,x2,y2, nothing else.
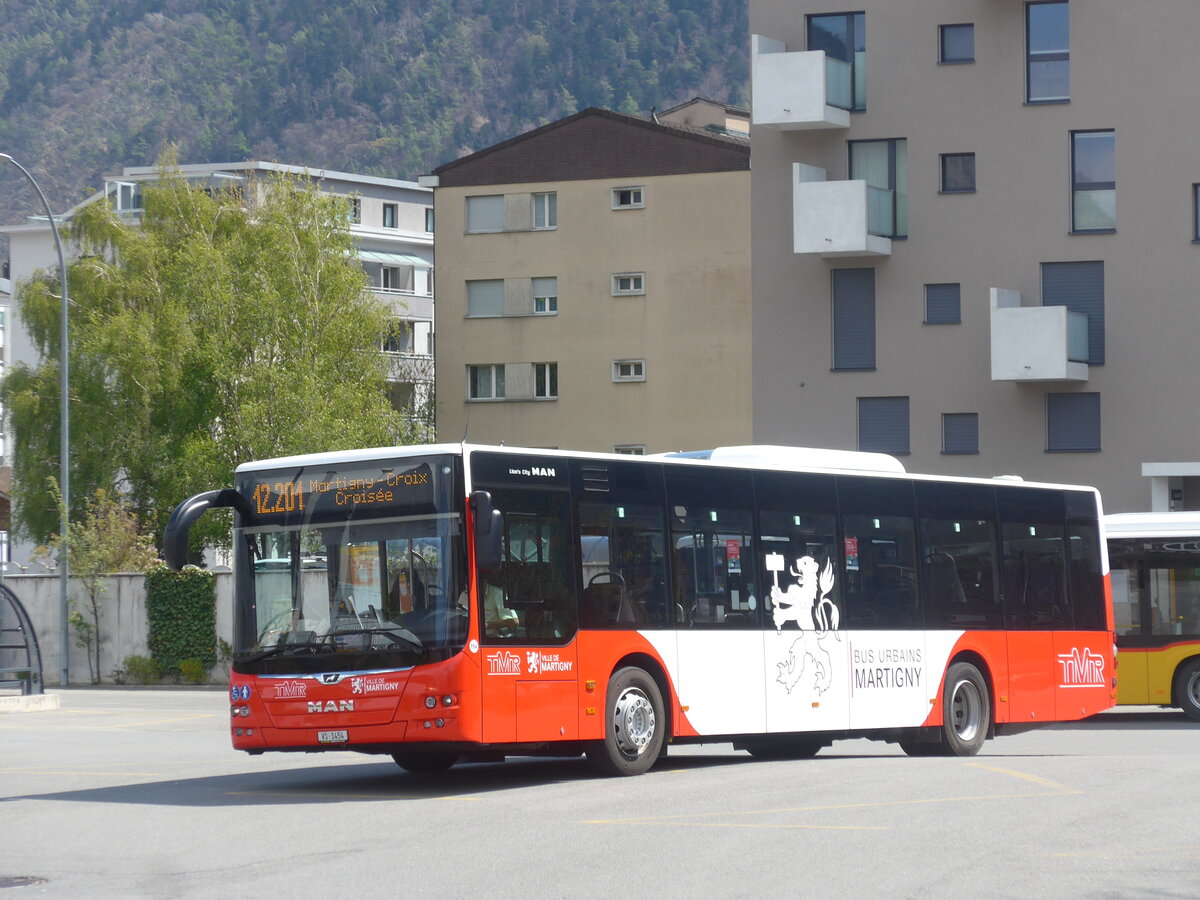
1174,658,1200,722
940,662,990,756
586,667,665,776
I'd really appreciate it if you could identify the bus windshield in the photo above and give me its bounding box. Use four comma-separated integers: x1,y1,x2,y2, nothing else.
232,453,467,675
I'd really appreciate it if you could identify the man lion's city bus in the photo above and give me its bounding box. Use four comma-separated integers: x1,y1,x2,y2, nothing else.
1107,511,1200,720
164,443,1115,775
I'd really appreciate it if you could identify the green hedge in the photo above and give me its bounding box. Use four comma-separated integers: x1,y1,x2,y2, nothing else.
145,566,217,676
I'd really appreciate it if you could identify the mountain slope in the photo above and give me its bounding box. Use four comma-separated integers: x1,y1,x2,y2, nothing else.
0,0,748,224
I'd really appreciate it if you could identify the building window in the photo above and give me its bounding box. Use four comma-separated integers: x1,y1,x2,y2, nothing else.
425,208,434,232
614,445,646,455
858,396,910,455
939,24,974,64
808,12,865,111
466,279,505,318
1071,130,1115,233
347,197,361,224
534,363,558,399
380,266,412,293
940,153,976,193
533,277,558,314
850,138,906,238
382,320,411,353
1047,392,1100,452
1042,260,1104,365
468,364,505,400
612,359,646,382
832,268,875,370
533,192,557,229
1027,1,1069,103
466,195,504,233
942,413,979,454
612,187,644,209
382,203,398,229
1194,185,1200,242
924,283,961,324
612,273,645,296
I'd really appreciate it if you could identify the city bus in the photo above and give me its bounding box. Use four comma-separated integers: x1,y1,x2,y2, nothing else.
163,443,1115,775
1107,511,1200,720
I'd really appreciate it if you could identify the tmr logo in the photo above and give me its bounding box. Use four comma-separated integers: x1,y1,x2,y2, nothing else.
308,700,355,713
1057,647,1106,687
486,651,522,675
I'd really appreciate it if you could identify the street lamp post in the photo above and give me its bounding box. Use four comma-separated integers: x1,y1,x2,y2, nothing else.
0,153,71,686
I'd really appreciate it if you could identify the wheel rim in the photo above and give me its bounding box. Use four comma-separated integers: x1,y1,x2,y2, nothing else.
949,677,983,742
613,687,656,759
1187,670,1200,708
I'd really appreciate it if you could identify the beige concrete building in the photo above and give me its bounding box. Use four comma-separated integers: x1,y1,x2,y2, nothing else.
428,108,751,454
750,0,1200,512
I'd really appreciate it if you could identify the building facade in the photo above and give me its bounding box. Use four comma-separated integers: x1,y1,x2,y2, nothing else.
750,0,1200,512
428,107,752,454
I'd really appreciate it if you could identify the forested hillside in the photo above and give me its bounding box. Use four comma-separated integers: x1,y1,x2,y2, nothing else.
0,0,748,227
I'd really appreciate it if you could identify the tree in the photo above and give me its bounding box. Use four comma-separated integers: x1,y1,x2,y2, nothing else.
2,151,415,551
34,485,160,683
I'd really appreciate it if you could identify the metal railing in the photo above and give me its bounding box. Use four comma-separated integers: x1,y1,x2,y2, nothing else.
0,584,44,695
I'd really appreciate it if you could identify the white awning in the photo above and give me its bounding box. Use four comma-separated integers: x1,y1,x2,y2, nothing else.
358,250,432,268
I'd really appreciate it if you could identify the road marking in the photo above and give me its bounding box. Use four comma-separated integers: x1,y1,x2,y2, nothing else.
963,762,1084,794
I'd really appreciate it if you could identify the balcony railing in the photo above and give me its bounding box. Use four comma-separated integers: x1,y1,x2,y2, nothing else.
751,35,851,131
990,289,1089,382
792,164,891,258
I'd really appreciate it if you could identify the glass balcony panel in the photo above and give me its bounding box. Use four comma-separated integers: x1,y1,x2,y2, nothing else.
1073,189,1115,231
1068,311,1090,364
825,56,852,110
866,186,893,237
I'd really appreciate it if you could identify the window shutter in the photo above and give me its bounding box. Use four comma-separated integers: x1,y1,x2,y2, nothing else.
1047,392,1100,452
1042,261,1104,365
858,396,910,454
832,268,875,370
925,283,961,324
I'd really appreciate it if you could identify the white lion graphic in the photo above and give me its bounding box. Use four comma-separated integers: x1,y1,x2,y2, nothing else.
769,556,839,634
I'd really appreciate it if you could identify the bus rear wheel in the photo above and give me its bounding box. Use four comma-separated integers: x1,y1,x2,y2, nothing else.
940,662,990,756
391,752,459,774
1174,658,1200,722
586,667,665,776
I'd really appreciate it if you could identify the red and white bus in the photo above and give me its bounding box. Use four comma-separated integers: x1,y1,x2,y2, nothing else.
1107,511,1200,719
164,443,1115,775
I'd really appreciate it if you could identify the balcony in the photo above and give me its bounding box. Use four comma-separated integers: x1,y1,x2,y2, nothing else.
990,289,1089,382
792,164,891,258
751,35,851,131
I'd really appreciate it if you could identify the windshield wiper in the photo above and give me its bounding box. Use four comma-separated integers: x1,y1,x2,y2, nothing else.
328,626,426,657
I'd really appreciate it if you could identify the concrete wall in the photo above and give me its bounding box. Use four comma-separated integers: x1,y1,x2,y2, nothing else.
4,572,233,686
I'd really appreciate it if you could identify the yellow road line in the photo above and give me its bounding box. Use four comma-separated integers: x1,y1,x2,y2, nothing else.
963,762,1083,794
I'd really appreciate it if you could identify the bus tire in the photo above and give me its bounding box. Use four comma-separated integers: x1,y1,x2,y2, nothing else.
940,662,990,756
586,667,665,776
391,752,459,774
1174,658,1200,722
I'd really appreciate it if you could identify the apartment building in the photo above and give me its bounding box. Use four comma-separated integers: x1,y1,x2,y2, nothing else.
2,161,435,430
0,161,434,567
750,1,1200,512
426,107,751,453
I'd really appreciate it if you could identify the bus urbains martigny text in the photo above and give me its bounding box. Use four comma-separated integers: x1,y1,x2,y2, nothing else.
163,443,1116,775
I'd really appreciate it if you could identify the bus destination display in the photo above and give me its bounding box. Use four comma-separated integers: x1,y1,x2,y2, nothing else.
241,460,436,525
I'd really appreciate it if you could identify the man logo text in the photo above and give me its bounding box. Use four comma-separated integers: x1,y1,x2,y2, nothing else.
308,700,355,712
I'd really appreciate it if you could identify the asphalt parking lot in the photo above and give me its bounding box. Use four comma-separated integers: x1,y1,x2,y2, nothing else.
2,689,1199,899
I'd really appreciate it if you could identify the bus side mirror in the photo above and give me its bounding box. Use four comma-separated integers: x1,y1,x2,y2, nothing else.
162,489,253,571
471,490,503,574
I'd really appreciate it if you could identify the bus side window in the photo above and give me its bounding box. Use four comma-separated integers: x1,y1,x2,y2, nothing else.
838,477,920,630
998,487,1070,630
578,502,668,629
916,481,1000,629
1107,540,1143,637
483,487,576,643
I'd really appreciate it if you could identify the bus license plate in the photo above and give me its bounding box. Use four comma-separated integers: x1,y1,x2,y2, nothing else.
317,730,348,744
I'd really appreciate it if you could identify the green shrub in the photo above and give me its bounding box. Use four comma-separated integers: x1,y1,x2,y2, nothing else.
145,566,217,675
124,655,160,684
178,658,208,684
